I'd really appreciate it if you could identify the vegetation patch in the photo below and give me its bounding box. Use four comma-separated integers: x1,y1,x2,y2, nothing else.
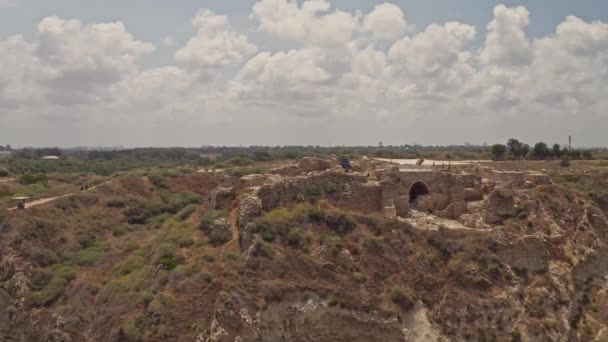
70,244,106,266
390,287,416,311
27,266,77,307
200,210,228,231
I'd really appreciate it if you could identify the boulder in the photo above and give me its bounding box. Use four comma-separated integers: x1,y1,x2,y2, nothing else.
209,218,232,245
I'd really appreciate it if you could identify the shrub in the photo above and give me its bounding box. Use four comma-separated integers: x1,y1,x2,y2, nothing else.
112,224,135,237
473,276,493,289
55,196,79,210
324,209,357,235
200,210,228,231
124,200,163,224
560,156,571,168
390,287,416,311
175,204,197,222
259,223,277,242
229,156,254,166
76,231,96,248
113,253,147,276
30,268,53,291
252,241,274,258
106,198,129,208
162,192,202,214
0,168,9,177
19,174,48,186
31,247,60,267
364,237,386,256
27,266,76,306
158,257,177,270
226,167,270,177
148,174,168,189
320,232,344,256
71,244,105,266
287,228,309,248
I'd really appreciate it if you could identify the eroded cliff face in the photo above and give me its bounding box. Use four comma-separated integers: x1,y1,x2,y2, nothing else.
1,162,607,341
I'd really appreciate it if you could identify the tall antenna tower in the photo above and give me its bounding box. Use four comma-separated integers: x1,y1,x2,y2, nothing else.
569,136,572,150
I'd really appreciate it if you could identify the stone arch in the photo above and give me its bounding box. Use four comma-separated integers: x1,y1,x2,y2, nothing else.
409,181,430,204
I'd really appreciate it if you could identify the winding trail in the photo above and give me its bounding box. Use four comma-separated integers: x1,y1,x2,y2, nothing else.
6,182,109,212
220,207,241,254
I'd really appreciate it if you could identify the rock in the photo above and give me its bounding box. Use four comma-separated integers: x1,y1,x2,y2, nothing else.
464,188,483,202
0,289,11,335
440,202,467,220
237,192,263,229
209,186,234,211
485,187,516,223
209,218,232,245
588,206,608,242
524,173,551,187
240,222,258,250
497,235,549,272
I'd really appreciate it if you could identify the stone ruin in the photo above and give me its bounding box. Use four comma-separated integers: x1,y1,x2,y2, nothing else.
204,157,563,250
225,158,488,248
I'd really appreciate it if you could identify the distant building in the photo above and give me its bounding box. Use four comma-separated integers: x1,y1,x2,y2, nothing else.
0,151,11,158
41,155,60,160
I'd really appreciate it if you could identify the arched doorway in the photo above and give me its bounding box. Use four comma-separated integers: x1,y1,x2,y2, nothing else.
409,181,430,204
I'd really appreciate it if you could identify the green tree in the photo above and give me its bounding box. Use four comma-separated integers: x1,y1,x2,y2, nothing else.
552,144,562,158
491,144,507,161
520,144,530,159
532,142,550,159
507,138,523,158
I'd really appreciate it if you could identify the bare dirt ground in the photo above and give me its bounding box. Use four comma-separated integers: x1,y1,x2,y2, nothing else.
0,178,15,183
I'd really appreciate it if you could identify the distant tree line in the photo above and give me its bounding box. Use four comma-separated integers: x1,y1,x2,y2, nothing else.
13,147,62,159
491,138,593,161
0,144,12,151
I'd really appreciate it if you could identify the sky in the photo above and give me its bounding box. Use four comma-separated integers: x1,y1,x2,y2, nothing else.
1,0,607,148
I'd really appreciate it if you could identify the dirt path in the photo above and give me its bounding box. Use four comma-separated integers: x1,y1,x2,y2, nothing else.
373,158,491,166
0,178,15,183
220,208,241,254
7,182,108,212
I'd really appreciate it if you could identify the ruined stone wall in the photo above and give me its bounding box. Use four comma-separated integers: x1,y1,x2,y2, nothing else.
257,170,369,212
339,181,383,213
268,157,333,177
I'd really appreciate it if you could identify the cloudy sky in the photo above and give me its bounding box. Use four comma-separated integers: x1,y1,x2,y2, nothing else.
1,0,607,148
